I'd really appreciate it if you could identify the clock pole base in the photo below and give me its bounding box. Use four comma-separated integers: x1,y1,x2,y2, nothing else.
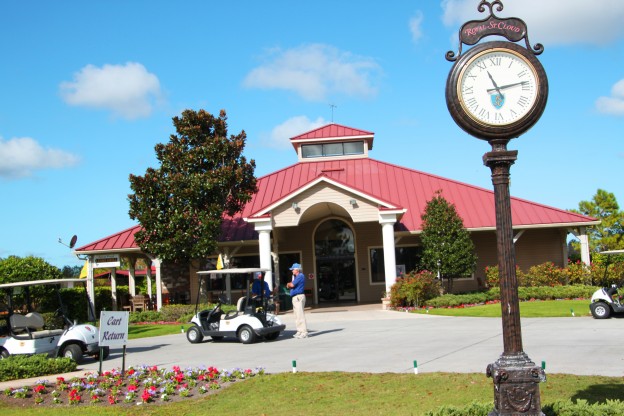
486,354,546,416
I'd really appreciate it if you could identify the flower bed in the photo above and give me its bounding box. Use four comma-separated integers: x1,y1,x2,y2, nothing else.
1,364,264,407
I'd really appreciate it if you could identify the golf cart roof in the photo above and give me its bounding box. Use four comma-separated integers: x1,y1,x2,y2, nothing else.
600,250,624,255
197,268,270,275
0,278,86,289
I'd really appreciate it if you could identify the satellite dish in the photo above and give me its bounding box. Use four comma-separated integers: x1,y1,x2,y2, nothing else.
69,235,78,249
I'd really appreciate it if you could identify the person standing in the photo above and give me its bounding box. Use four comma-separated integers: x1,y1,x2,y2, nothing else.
287,263,308,338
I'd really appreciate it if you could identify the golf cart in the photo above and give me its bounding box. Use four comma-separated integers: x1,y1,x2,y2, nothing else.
589,250,624,319
186,268,285,344
0,278,107,363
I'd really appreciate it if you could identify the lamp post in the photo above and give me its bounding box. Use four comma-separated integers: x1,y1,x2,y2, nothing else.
483,140,545,416
445,2,548,414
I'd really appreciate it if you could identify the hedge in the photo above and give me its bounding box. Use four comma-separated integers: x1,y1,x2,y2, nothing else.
424,399,624,416
423,285,597,309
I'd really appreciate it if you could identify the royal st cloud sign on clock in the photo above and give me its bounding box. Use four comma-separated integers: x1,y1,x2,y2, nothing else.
445,2,548,141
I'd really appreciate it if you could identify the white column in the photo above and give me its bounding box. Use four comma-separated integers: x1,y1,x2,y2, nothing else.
146,266,153,298
379,212,399,295
579,226,590,266
128,262,136,296
255,219,274,291
86,256,95,321
153,258,163,311
110,267,118,311
248,218,274,291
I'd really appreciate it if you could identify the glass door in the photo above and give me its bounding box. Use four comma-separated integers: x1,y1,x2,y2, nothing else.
315,219,356,304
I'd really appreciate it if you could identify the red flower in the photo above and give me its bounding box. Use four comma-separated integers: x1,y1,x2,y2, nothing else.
127,384,138,392
141,389,151,403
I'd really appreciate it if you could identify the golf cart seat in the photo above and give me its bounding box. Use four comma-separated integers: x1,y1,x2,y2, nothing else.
237,296,246,312
10,312,65,338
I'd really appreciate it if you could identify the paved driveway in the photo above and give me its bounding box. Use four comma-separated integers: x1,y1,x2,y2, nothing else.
86,304,622,377
1,305,621,388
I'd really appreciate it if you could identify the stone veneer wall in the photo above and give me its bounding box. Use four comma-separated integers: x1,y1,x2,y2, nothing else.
161,261,192,304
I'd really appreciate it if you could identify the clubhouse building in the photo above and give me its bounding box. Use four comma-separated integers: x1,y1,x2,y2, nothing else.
75,124,598,311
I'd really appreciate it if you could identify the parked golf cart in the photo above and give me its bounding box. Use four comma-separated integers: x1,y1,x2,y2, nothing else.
589,250,624,319
0,278,108,363
186,268,285,344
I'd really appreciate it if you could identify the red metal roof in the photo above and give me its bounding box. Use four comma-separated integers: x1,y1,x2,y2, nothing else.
76,124,597,252
75,225,142,252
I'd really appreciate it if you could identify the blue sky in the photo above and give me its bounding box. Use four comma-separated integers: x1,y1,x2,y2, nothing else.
1,0,623,268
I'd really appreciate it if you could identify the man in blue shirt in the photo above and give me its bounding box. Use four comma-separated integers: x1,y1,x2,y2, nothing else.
251,271,271,298
286,263,308,338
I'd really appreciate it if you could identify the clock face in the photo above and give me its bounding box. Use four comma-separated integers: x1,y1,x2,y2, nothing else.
458,48,539,127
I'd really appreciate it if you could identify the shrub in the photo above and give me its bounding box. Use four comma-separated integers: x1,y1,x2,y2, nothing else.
485,260,624,289
0,354,77,382
390,271,441,307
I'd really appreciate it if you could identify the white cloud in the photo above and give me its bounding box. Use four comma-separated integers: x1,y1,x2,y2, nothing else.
409,11,425,43
442,0,624,45
596,79,624,116
243,44,380,101
265,116,327,149
0,136,80,178
60,62,162,119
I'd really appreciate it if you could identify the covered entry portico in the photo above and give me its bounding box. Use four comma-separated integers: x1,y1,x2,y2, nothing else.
246,177,407,305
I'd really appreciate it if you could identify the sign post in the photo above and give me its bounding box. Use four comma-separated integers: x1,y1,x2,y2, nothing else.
99,311,129,376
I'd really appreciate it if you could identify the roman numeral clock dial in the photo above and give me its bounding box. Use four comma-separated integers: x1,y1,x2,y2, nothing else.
446,41,548,141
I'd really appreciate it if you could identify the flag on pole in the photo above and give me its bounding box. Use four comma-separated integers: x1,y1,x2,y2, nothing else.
79,261,88,278
216,254,224,270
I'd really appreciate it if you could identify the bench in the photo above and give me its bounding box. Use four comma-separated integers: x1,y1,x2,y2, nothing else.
10,312,65,338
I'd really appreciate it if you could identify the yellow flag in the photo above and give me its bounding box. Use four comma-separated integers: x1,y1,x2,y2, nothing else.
79,261,88,278
216,254,224,270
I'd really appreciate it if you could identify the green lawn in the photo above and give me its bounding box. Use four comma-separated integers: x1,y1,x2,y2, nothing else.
128,323,192,339
413,299,591,317
2,372,622,415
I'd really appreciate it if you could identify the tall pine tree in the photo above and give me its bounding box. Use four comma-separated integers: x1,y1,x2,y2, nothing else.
420,191,477,292
128,109,257,263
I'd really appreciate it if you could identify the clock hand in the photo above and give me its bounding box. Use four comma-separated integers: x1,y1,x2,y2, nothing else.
487,81,528,93
487,71,503,96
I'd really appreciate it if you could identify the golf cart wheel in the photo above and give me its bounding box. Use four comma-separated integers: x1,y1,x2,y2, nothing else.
211,336,224,342
590,302,611,319
186,325,204,344
264,332,280,341
0,348,9,359
238,325,257,344
62,344,84,363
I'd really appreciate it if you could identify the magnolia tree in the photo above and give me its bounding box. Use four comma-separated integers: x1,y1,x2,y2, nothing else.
419,191,477,292
128,109,257,263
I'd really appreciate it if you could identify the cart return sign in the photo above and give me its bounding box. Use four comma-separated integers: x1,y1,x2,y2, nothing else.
99,311,129,347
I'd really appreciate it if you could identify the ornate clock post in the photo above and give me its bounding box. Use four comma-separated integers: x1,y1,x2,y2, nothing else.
445,2,548,415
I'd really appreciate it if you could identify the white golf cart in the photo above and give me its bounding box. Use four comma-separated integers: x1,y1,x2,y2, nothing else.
186,268,285,344
589,250,624,319
0,278,107,363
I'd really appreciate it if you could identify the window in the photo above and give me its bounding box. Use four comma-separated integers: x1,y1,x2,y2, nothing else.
370,246,422,283
301,141,364,158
